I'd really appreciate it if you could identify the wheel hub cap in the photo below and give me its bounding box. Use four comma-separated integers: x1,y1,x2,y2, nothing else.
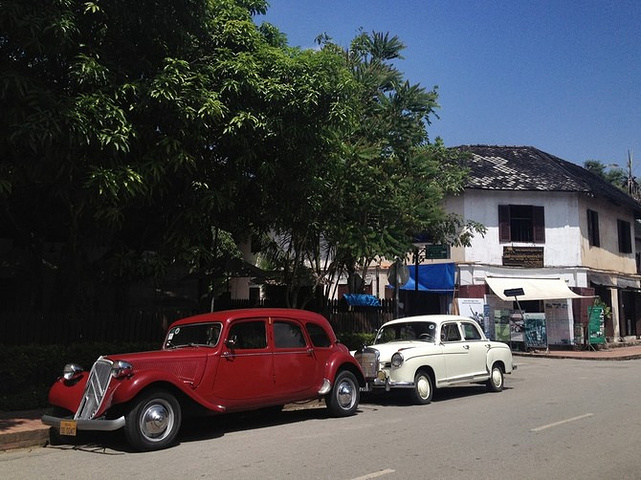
337,381,355,408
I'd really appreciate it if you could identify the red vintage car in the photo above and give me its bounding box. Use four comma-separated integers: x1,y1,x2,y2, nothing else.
42,309,365,451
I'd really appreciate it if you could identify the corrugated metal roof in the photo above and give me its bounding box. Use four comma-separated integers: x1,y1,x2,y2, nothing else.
455,145,641,214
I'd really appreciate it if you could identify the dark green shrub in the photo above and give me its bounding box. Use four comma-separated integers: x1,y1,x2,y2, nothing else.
0,342,159,411
338,332,375,351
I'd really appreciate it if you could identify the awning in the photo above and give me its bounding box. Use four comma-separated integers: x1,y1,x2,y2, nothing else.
485,276,590,301
399,263,455,293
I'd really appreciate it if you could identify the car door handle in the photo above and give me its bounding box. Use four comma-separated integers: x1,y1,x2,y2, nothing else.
463,345,470,350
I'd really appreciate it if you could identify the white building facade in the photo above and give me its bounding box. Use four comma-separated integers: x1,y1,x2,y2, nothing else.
444,146,641,346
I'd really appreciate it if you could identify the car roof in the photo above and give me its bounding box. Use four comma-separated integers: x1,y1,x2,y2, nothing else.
169,308,331,328
380,315,474,328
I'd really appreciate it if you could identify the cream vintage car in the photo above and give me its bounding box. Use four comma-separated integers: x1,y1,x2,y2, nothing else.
353,315,516,404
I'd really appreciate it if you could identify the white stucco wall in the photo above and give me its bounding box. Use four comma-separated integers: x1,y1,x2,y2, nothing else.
446,190,583,267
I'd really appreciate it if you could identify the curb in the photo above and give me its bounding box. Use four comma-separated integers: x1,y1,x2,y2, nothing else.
0,427,50,452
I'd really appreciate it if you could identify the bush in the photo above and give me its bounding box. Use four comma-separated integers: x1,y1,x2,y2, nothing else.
0,341,159,411
338,332,375,351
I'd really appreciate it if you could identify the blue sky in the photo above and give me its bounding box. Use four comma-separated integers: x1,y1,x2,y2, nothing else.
259,1,641,172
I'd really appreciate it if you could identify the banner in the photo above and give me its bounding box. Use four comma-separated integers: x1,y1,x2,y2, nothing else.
588,306,606,344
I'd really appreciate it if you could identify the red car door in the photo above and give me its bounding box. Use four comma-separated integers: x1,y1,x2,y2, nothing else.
213,319,275,409
271,318,317,398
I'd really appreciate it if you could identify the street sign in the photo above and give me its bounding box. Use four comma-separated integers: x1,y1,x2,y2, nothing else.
387,262,409,287
504,288,525,297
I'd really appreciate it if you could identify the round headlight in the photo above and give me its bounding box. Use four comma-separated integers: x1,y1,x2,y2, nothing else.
111,360,134,379
391,352,404,368
63,363,83,381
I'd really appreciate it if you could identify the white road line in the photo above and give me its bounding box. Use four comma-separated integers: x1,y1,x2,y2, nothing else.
531,413,594,432
351,469,396,480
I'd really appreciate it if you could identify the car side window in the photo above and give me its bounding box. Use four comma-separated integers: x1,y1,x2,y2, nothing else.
274,321,307,348
441,323,461,342
462,322,483,341
227,321,267,349
306,323,332,347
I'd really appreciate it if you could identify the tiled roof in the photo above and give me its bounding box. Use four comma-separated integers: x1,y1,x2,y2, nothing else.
454,145,641,214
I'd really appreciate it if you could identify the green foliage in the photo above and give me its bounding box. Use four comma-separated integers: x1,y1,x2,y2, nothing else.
584,159,627,190
338,332,376,351
0,342,159,411
1,2,477,317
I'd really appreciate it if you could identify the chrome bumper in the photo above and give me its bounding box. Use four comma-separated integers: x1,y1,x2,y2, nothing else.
365,376,414,391
42,414,126,432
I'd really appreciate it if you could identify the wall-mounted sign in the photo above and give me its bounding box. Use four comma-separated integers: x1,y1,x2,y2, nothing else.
425,245,448,259
502,246,544,268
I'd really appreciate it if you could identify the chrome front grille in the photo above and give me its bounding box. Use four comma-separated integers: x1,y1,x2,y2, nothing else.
75,357,113,420
354,348,379,379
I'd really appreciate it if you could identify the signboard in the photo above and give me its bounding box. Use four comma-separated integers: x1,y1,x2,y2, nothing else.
425,245,448,259
524,313,547,348
494,310,511,342
502,246,544,268
588,306,606,344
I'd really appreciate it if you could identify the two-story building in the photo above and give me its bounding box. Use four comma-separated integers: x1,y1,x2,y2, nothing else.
444,145,641,345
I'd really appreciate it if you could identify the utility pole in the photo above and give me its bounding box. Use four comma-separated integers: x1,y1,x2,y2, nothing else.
627,149,633,195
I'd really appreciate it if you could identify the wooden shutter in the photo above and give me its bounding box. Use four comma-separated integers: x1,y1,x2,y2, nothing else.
498,205,510,243
533,206,545,243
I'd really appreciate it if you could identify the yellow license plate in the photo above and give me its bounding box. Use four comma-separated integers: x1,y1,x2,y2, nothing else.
59,420,77,436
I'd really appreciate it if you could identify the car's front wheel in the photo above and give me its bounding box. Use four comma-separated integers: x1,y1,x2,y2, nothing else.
325,370,360,417
409,370,433,405
486,364,504,392
124,389,182,451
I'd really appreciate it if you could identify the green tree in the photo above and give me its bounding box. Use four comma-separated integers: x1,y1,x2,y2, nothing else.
317,32,482,300
1,0,353,315
584,160,627,187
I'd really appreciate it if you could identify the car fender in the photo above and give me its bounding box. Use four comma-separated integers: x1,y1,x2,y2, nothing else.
486,344,513,374
48,375,88,413
110,370,226,413
323,350,366,387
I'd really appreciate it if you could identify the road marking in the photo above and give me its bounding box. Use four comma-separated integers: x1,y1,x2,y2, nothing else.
351,469,395,480
531,413,594,432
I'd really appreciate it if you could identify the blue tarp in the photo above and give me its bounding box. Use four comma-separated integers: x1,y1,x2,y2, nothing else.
343,293,381,306
394,263,455,293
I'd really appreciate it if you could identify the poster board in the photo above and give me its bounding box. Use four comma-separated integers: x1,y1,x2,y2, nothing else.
588,306,606,345
544,301,573,345
494,310,511,342
524,313,547,349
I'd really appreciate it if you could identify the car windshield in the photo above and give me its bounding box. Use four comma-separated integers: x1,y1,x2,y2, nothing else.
164,322,222,348
374,321,437,344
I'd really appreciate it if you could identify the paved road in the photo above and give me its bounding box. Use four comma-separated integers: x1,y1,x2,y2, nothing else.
2,357,641,479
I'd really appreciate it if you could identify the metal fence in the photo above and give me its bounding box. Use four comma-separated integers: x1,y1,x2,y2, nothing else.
0,299,396,345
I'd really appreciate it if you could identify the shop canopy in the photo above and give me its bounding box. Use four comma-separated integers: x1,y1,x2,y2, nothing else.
485,276,590,301
397,263,455,293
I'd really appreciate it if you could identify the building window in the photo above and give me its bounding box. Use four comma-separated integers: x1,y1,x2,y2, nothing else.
618,219,632,253
498,205,545,243
587,209,600,247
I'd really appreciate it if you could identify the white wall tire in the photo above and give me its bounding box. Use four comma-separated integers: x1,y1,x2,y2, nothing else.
409,371,433,405
486,365,504,392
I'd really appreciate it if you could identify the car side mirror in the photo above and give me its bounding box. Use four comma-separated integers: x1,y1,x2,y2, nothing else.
225,335,237,348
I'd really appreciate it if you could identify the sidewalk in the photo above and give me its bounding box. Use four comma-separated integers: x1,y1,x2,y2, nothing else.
0,409,50,452
513,342,641,360
3,344,641,452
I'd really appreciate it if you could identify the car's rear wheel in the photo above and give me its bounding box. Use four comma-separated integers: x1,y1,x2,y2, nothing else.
486,364,504,392
325,370,359,417
124,389,182,451
409,370,433,405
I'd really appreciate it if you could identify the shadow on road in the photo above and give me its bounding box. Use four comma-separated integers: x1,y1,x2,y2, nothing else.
45,386,512,453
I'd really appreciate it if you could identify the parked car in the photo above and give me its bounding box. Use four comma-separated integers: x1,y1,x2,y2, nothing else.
42,309,365,451
353,315,516,404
